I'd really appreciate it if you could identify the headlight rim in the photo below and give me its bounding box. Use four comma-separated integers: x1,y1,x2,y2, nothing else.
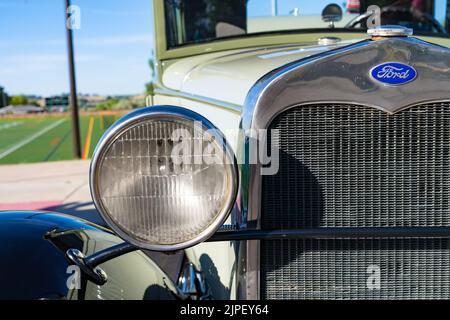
90,105,239,251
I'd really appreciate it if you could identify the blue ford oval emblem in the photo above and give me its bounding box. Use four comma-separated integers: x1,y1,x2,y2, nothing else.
370,62,417,85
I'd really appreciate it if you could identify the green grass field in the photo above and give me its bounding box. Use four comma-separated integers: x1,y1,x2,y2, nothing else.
0,114,119,165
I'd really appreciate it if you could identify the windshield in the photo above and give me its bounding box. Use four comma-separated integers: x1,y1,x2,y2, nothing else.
164,0,450,48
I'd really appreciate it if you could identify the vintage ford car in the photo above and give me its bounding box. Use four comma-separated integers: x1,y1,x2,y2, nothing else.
4,0,450,300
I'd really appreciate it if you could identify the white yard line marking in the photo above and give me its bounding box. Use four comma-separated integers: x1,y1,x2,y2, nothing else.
0,119,66,159
0,121,23,131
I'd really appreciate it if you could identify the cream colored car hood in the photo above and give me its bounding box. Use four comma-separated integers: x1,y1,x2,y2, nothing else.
162,41,358,106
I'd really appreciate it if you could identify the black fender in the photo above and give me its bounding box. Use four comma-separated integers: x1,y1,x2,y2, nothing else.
0,211,179,300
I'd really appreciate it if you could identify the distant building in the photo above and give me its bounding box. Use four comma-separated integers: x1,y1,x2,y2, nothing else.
79,95,106,109
0,105,44,115
45,95,69,112
0,86,8,108
131,94,145,103
44,94,109,111
25,95,44,107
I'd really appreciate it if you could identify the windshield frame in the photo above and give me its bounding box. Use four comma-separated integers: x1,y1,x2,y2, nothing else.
153,0,450,61
153,0,369,60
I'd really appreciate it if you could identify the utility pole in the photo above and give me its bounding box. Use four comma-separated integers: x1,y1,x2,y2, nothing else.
65,0,81,159
271,0,278,16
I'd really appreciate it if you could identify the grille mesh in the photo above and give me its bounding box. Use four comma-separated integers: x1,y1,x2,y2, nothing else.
261,103,450,299
261,239,450,299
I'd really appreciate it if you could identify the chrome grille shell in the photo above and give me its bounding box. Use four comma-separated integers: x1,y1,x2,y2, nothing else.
261,103,450,299
238,37,450,299
263,103,450,229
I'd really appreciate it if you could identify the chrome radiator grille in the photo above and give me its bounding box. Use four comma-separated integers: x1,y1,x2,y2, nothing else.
261,103,450,299
261,238,450,299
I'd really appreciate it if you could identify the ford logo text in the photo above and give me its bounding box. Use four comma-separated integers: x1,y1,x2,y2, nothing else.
370,62,417,85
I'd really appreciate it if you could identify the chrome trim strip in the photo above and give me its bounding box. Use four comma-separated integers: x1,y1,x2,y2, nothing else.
90,105,239,252
238,36,450,299
154,87,242,114
209,227,450,241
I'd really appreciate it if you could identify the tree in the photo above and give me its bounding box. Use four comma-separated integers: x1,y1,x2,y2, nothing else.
9,95,28,106
145,56,155,96
111,99,135,110
95,101,108,111
96,99,117,111
96,98,138,111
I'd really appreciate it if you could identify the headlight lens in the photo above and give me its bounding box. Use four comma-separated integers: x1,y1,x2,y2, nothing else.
90,106,238,251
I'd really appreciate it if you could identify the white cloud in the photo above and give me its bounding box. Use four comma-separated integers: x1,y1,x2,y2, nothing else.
0,0,45,9
9,53,102,63
0,53,102,82
76,34,153,46
83,8,148,16
0,53,149,96
0,34,154,48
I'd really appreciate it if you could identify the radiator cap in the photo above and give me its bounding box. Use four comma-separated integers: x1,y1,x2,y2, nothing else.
367,25,413,38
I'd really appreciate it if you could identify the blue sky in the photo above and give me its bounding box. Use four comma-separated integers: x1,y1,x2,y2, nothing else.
0,0,342,97
0,0,447,97
248,0,345,16
0,0,153,96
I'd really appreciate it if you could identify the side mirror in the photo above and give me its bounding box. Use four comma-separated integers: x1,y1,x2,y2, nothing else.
322,3,343,28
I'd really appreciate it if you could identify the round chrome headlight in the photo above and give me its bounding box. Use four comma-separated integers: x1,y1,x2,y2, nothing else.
90,106,238,251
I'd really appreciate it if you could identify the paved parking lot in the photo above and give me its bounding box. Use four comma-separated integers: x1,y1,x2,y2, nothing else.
0,160,105,225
